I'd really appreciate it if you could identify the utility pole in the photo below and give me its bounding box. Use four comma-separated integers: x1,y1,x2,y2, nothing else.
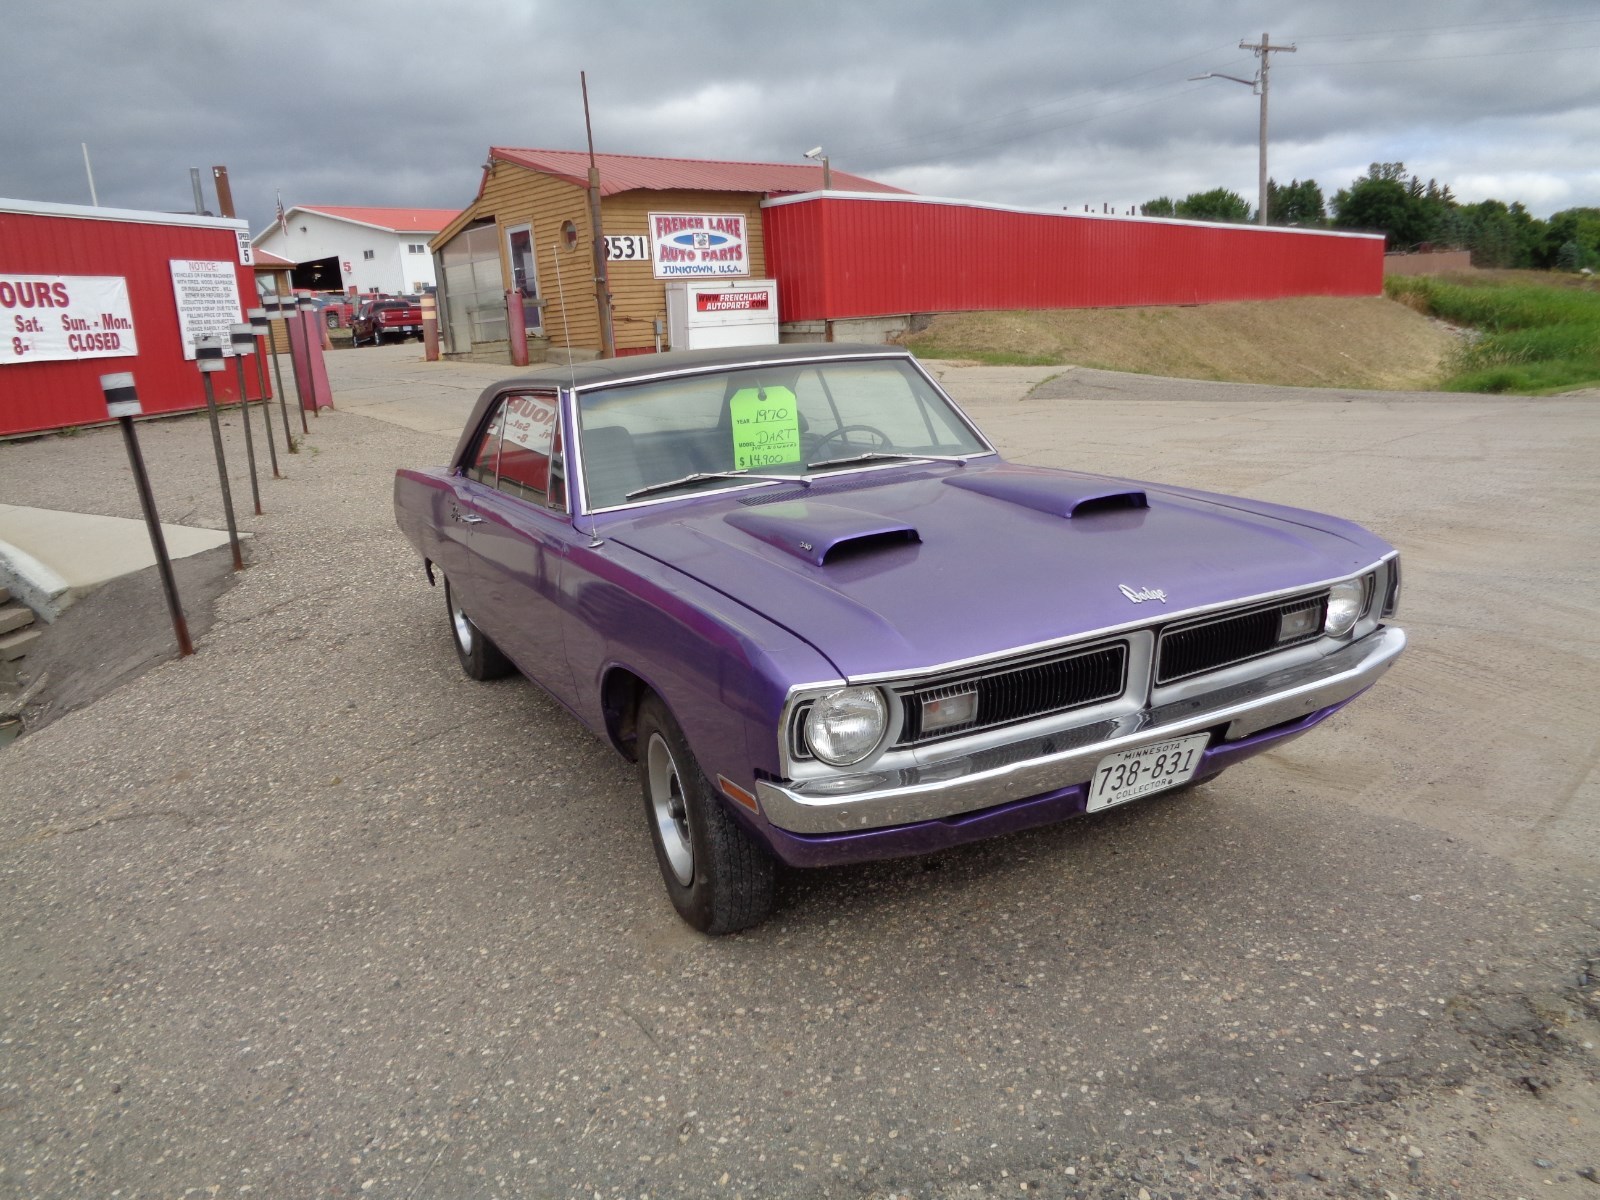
1241,32,1295,225
581,71,616,359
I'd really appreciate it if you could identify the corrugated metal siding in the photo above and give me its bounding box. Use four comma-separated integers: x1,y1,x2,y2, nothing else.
1,211,260,436
762,197,1384,322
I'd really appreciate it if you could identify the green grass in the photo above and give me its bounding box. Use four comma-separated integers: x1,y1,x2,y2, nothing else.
898,341,1061,367
1386,274,1600,394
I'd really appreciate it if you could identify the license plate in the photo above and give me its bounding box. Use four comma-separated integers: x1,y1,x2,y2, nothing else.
1086,732,1210,813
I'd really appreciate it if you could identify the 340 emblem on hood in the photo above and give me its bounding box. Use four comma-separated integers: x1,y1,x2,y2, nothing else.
1119,584,1168,604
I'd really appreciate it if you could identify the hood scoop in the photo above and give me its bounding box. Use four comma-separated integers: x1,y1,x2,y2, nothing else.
724,501,920,567
946,470,1147,518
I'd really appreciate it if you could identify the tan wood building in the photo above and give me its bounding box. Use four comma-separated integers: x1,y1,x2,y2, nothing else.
430,148,903,359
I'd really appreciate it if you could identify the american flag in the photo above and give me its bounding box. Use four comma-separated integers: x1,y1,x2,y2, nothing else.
275,190,287,236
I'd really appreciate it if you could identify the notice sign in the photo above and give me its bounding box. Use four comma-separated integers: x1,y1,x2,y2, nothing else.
169,259,243,359
696,290,770,312
728,385,800,470
1,275,137,365
650,212,749,278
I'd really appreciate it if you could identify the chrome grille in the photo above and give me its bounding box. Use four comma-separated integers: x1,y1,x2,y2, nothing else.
1156,593,1327,685
894,642,1128,747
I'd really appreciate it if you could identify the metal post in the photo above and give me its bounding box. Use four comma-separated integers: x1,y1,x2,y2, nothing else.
262,299,298,453
229,325,263,514
101,373,192,657
194,336,244,571
581,71,616,359
247,309,281,478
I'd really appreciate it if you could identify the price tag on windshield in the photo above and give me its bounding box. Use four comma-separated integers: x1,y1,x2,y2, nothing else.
728,386,801,470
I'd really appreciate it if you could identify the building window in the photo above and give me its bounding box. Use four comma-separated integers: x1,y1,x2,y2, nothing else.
363,249,376,260
408,243,426,254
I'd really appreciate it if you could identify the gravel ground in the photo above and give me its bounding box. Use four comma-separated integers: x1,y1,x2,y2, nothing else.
0,347,1596,1199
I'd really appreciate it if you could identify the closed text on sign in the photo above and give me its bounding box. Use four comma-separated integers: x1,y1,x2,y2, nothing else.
1,275,138,365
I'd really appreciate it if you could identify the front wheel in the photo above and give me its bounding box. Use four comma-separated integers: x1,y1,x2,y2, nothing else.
444,575,513,680
637,694,775,934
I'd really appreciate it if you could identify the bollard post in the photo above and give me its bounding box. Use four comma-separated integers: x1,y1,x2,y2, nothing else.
229,324,263,516
421,292,439,361
297,298,318,424
194,335,245,571
506,289,529,367
246,309,281,478
100,373,194,657
261,299,298,453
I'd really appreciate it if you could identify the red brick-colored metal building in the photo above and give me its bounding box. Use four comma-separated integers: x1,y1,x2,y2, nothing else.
1,198,262,437
761,192,1386,339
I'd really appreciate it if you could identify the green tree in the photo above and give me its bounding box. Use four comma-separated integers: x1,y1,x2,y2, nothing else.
1332,163,1440,249
1266,178,1325,225
1140,196,1176,217
1542,208,1600,269
1174,188,1252,223
1556,240,1583,272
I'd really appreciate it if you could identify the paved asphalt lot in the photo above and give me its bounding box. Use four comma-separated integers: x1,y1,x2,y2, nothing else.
1,345,1597,1198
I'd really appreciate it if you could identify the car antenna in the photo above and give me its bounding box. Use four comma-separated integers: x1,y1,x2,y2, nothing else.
552,240,603,547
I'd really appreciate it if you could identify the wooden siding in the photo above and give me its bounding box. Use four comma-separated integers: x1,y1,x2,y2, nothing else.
436,160,770,354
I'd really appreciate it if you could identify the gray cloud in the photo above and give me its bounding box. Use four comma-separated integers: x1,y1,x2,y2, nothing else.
3,0,1596,234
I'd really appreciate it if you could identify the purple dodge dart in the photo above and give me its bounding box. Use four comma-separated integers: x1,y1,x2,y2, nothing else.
394,344,1405,933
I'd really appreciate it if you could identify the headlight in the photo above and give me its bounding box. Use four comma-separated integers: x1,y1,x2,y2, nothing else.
804,687,888,766
1324,577,1368,637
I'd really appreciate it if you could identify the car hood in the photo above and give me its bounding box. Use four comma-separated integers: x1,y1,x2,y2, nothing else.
601,462,1392,680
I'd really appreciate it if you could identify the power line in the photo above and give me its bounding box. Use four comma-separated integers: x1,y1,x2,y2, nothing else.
1312,42,1600,67
1290,14,1600,42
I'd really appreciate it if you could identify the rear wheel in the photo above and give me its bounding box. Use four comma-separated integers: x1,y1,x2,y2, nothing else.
444,575,513,680
637,694,775,934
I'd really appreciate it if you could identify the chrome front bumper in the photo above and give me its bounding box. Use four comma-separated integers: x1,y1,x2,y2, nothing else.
754,625,1406,834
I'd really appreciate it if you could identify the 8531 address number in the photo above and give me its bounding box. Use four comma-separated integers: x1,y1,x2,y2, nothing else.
604,235,651,262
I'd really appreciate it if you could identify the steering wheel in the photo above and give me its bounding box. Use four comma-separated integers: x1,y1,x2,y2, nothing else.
810,424,893,458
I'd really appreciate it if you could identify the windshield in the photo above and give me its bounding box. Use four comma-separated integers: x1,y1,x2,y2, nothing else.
576,357,988,509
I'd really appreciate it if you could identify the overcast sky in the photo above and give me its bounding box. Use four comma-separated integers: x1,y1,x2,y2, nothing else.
4,1,1597,234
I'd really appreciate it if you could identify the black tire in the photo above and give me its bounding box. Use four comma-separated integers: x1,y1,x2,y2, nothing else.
373,328,383,346
444,575,513,680
637,693,775,934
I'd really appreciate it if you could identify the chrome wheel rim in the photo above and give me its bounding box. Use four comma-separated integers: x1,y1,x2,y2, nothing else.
449,590,475,653
646,731,694,886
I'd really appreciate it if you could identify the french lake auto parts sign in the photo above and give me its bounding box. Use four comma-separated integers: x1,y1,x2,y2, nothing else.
649,213,749,278
169,259,243,360
1,275,137,365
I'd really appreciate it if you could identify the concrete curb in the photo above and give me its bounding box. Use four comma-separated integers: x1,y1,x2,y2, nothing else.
0,537,70,623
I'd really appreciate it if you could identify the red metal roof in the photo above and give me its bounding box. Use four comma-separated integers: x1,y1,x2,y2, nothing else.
487,148,908,197
295,205,461,233
251,249,295,268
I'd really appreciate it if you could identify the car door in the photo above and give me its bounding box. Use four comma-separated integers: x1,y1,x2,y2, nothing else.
453,388,579,707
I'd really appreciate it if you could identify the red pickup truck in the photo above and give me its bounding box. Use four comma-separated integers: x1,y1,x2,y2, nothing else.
350,298,423,346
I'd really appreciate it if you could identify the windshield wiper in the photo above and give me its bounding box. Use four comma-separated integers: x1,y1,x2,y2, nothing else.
625,469,811,501
805,451,971,471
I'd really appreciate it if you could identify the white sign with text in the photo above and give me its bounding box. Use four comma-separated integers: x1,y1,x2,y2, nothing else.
649,212,749,278
169,260,244,359
1,275,138,365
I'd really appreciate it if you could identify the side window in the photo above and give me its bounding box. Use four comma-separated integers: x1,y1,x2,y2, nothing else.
464,392,566,510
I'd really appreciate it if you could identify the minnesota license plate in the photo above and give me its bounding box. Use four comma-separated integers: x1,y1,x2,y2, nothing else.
1086,732,1210,813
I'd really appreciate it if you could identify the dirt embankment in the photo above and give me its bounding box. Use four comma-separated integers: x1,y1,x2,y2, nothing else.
907,294,1460,390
